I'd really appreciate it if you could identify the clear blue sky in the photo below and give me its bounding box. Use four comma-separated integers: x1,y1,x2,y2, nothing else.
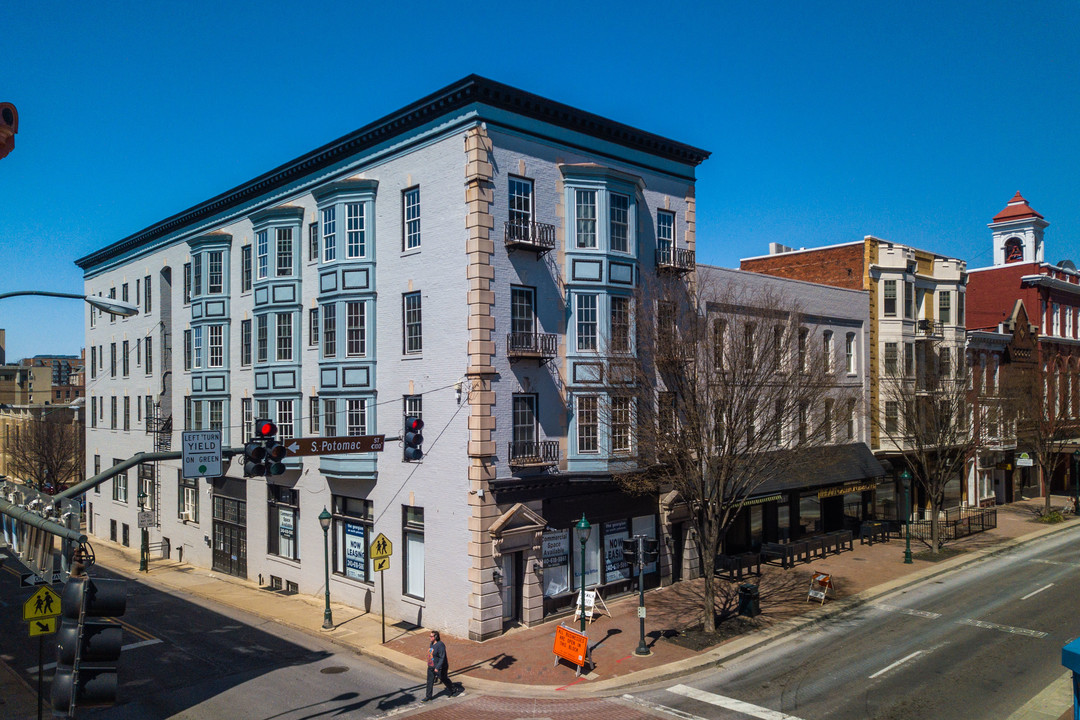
3,1,1078,362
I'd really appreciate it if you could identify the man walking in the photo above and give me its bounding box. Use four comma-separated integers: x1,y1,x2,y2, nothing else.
423,630,456,701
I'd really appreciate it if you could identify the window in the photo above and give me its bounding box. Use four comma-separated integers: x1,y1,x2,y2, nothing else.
123,396,130,431
403,292,422,354
611,396,633,454
713,319,726,371
577,395,599,453
823,332,833,373
611,296,631,353
885,401,899,434
576,294,598,351
241,320,252,366
939,346,952,378
112,458,128,502
511,286,535,336
575,189,596,248
121,283,129,303
242,398,253,440
179,471,198,522
309,222,318,261
93,455,101,491
904,281,915,320
512,395,537,448
192,326,203,369
256,230,269,279
403,506,425,599
958,291,965,326
845,333,856,373
322,207,337,262
277,399,294,439
403,187,421,250
192,254,202,297
347,398,367,436
209,325,223,367
257,316,268,363
309,396,320,434
798,402,808,443
346,302,365,357
883,280,897,317
1053,303,1061,336
144,396,152,428
884,342,898,375
847,399,856,440
276,228,293,277
208,250,223,293
610,193,630,253
241,246,251,292
122,341,129,376
323,398,338,437
657,210,675,257
110,343,117,377
823,399,834,442
322,304,337,357
111,396,117,429
346,203,365,258
773,326,785,369
91,396,97,427
276,312,293,361
191,400,203,430
939,291,952,325
182,264,191,304
309,308,319,347
332,497,373,582
509,177,533,229
144,275,152,313
267,485,299,561
797,327,809,373
209,400,223,431
904,343,915,376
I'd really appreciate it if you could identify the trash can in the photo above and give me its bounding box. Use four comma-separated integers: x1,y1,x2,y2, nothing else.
738,583,760,617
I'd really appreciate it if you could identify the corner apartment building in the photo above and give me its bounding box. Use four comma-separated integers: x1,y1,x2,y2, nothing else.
76,76,709,640
741,237,968,511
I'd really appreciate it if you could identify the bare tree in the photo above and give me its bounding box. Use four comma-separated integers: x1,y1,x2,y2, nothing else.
1012,354,1078,516
605,267,856,633
6,408,82,492
875,334,976,553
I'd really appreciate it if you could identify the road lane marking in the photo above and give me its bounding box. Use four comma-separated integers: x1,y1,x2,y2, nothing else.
28,638,162,673
1031,559,1080,568
1020,583,1054,600
958,619,1047,638
622,693,709,720
869,650,923,679
871,603,941,619
668,684,806,720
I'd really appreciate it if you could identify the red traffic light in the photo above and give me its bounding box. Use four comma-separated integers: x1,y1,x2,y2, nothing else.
406,416,424,433
255,419,278,438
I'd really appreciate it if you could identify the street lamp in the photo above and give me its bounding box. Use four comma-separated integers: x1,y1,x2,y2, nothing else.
1072,450,1080,515
319,507,333,630
138,491,149,572
900,470,913,564
0,290,139,317
576,514,591,634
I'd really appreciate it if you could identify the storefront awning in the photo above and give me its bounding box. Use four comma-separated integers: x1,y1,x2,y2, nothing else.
751,443,887,496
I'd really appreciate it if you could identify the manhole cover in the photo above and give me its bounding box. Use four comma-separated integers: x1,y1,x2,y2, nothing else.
320,666,349,675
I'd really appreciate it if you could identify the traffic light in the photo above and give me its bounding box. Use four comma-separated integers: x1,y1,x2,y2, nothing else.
51,574,127,713
264,439,287,477
403,416,424,461
642,538,660,563
245,419,288,477
622,538,638,568
243,439,267,477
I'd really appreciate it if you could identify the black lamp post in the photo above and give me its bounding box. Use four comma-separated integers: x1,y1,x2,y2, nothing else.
138,491,149,572
319,507,333,630
900,470,913,564
1072,451,1080,515
576,514,591,634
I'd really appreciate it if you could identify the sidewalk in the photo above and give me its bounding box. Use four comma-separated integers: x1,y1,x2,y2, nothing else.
3,497,1078,717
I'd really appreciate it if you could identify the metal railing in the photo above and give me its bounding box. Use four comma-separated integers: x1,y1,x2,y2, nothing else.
507,332,558,359
656,247,695,273
507,440,560,467
908,506,997,542
504,221,556,253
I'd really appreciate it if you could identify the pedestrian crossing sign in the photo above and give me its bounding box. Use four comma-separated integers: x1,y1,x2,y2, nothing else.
24,585,61,621
371,533,392,560
374,556,390,573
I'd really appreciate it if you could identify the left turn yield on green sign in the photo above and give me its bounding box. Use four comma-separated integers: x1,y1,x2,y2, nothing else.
183,430,222,479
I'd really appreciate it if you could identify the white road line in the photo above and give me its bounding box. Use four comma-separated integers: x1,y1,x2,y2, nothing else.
1020,583,1054,600
959,618,1048,638
871,603,941,619
668,684,806,720
28,638,161,673
622,693,709,720
869,650,923,679
1031,559,1080,568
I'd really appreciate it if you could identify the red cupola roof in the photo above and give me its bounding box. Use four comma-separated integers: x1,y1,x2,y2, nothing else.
992,192,1043,223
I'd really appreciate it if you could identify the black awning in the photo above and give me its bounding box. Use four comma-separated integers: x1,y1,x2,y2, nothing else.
752,443,887,496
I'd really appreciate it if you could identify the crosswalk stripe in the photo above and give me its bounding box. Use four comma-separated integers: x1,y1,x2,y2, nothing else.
958,618,1047,638
28,638,162,674
668,684,807,720
871,603,941,619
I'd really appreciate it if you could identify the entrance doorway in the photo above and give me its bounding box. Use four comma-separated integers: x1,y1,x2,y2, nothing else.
500,552,522,627
212,497,247,578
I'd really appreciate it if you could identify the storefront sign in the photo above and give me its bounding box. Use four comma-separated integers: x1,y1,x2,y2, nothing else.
542,529,569,567
344,522,365,580
818,481,878,499
603,520,629,580
742,493,783,507
1016,453,1034,467
279,508,294,539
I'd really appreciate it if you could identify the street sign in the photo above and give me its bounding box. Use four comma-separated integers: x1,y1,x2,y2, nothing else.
137,511,155,529
1016,452,1034,468
283,435,386,457
370,533,392,560
20,571,63,588
374,556,390,572
182,430,223,479
23,585,61,621
28,617,56,636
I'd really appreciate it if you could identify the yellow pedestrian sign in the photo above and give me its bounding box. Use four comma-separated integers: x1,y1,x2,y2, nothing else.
29,617,57,636
374,556,390,573
24,585,61,621
371,533,392,560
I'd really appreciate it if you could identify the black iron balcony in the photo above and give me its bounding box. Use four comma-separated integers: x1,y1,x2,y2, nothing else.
507,332,558,362
656,247,695,274
508,440,560,468
916,319,944,338
505,220,556,256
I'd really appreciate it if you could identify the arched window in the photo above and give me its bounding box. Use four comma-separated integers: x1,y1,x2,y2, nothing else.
1004,237,1024,263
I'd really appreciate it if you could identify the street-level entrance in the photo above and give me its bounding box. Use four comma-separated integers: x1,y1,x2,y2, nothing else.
212,496,247,578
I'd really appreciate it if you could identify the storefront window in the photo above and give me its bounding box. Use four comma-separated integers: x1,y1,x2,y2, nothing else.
267,485,298,560
603,520,630,582
332,496,373,583
573,522,601,589
542,529,569,597
799,493,821,535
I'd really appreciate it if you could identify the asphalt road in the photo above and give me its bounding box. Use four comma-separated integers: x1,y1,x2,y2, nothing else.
628,525,1080,720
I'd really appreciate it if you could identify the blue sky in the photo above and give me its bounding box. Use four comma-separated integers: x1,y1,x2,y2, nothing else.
3,1,1079,361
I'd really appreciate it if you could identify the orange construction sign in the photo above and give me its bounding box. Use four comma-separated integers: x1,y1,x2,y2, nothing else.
552,624,588,667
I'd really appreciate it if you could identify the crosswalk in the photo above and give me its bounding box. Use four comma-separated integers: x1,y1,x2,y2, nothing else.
624,685,808,720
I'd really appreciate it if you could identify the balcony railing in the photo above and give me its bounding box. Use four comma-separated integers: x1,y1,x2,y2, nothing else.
656,247,695,274
507,332,558,361
508,440,560,468
916,319,944,338
505,220,556,256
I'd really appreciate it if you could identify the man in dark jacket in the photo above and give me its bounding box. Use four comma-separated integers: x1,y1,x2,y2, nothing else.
423,630,456,701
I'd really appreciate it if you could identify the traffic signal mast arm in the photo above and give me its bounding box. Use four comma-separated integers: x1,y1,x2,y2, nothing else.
53,448,245,501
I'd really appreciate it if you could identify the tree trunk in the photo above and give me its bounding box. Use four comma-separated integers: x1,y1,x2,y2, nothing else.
700,544,717,633
930,495,940,554
1044,466,1053,515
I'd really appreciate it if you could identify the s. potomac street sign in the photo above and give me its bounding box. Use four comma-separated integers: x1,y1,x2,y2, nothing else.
285,435,386,457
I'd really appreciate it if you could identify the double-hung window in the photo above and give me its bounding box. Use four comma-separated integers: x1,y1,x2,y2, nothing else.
241,320,252,366
308,222,318,261
123,396,130,431
512,395,537,449
576,294,597,351
347,398,367,436
276,312,293,361
611,296,631,353
403,187,421,250
884,342,898,375
904,281,915,319
183,331,192,371
183,263,192,303
939,291,952,325
346,203,365,258
403,292,422,354
110,343,117,377
241,246,252,292
576,396,599,453
192,255,202,296
208,251,223,293
846,333,856,374
323,399,338,437
346,302,365,357
122,341,129,376
208,325,223,367
508,177,533,236
822,332,833,374
256,230,269,280
276,228,293,277
143,275,152,313
111,397,117,429
179,471,198,522
610,193,630,253
242,398,253,440
112,459,128,502
192,327,203,369
322,305,337,357
309,308,319,347
322,207,337,262
256,316,268,363
209,399,223,431
277,399,294,439
611,396,633,454
657,210,675,258
510,286,535,338
332,497,372,583
146,337,153,375
309,396,320,434
883,280,897,317
575,190,597,248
